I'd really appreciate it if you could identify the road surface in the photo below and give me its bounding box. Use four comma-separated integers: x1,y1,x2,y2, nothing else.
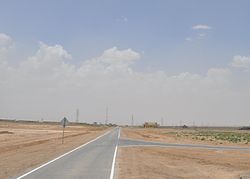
119,138,250,151
15,127,250,179
16,128,120,179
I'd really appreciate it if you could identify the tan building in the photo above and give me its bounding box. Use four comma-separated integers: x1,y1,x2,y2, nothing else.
143,122,159,128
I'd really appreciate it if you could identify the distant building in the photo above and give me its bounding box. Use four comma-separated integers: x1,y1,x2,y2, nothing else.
143,122,159,128
182,125,188,128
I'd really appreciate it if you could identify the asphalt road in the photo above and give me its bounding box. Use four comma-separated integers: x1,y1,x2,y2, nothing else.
119,138,250,151
16,128,120,179
14,127,250,179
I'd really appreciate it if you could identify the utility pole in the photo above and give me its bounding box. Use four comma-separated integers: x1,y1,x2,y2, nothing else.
179,120,182,127
62,126,65,144
131,114,134,127
76,109,79,123
161,117,164,127
105,107,108,125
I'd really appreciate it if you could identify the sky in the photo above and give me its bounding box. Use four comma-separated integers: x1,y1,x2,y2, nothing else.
0,0,250,126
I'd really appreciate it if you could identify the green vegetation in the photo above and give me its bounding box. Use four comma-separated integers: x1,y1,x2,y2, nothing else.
193,131,250,143
165,130,250,144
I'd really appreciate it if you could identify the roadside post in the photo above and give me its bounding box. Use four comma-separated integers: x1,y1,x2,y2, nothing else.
61,117,69,144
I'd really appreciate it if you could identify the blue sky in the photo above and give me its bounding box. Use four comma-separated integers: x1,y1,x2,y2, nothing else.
1,1,250,125
1,0,250,73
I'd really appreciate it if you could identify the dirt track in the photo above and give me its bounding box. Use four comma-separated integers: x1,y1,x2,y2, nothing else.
0,121,108,178
117,128,250,179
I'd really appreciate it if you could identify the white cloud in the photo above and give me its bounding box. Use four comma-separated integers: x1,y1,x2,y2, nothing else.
185,37,192,41
192,24,212,30
19,42,73,80
99,47,140,65
0,33,13,47
77,47,140,76
207,68,231,79
197,33,206,39
22,42,71,67
116,16,128,23
186,25,211,41
122,16,128,22
231,55,250,70
0,33,14,63
206,68,231,87
0,37,249,126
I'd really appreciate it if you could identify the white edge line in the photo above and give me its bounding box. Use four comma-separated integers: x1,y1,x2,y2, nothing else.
118,127,121,138
16,129,112,179
109,127,120,179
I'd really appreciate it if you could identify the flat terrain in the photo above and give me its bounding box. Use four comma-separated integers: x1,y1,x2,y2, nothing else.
122,127,250,146
117,147,250,179
117,127,250,179
2,123,250,179
0,120,108,178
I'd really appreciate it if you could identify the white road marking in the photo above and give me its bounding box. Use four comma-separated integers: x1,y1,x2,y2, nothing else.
16,129,113,179
118,127,120,138
109,127,120,179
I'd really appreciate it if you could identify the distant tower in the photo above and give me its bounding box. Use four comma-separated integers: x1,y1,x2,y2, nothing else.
105,107,108,124
161,117,164,126
76,109,79,123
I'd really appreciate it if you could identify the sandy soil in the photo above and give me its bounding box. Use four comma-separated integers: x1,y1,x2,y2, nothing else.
121,127,250,147
117,147,250,179
0,121,108,178
117,128,250,179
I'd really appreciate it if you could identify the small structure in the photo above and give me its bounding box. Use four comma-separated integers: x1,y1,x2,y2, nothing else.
143,122,159,128
182,125,188,129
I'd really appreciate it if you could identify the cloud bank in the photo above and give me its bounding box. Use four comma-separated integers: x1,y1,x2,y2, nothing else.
0,34,249,126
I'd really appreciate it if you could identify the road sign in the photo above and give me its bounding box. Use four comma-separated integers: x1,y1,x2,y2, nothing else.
61,117,69,144
61,117,69,128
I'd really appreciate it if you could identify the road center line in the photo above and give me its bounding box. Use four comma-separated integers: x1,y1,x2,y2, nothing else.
16,129,113,179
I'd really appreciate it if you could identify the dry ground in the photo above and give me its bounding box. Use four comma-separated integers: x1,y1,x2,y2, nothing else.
121,127,250,147
0,120,108,178
117,127,250,179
